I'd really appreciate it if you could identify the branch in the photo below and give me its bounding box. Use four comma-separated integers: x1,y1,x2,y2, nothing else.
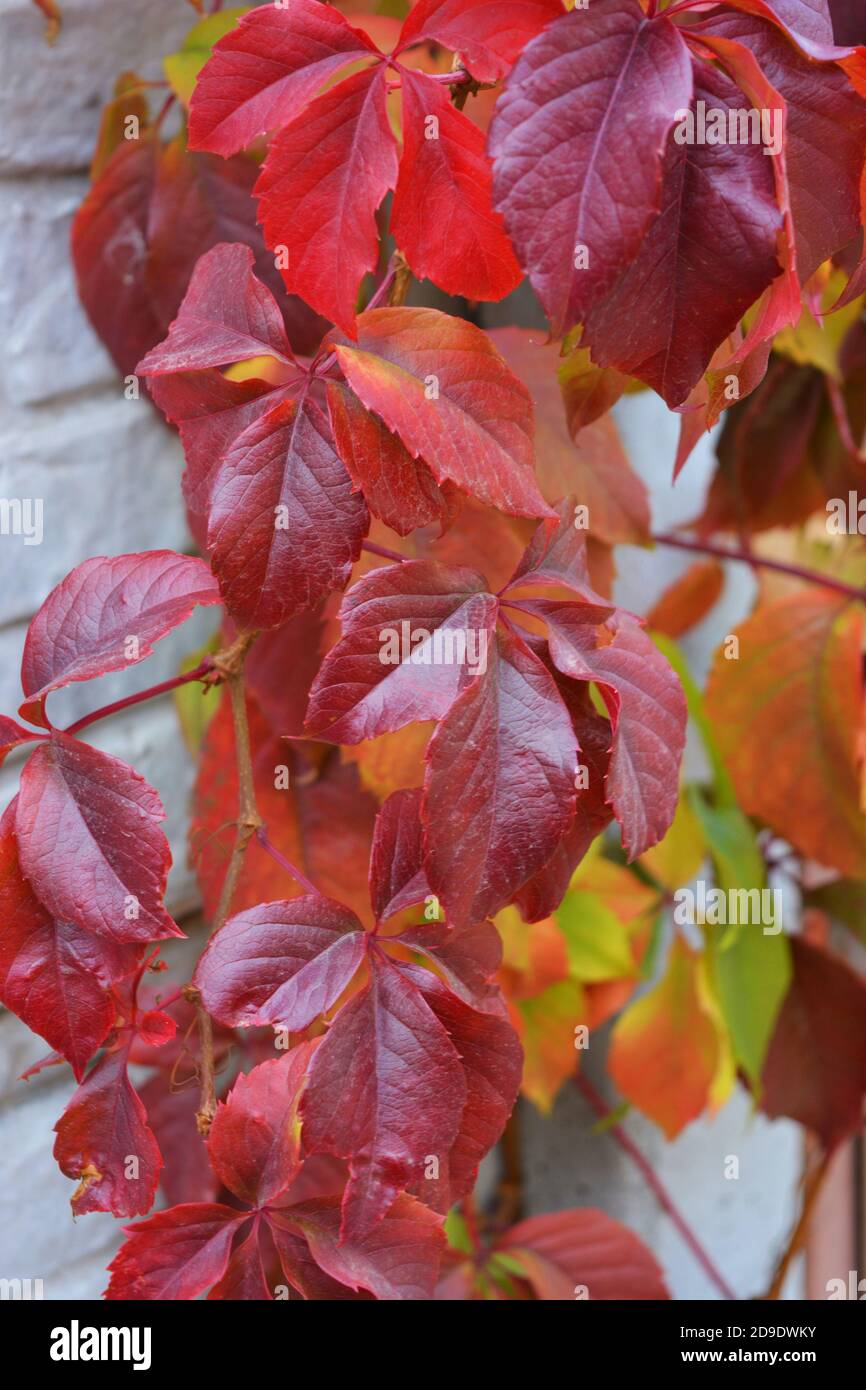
194,630,260,1133
652,532,866,603
763,1151,833,1300
574,1072,737,1300
63,659,214,736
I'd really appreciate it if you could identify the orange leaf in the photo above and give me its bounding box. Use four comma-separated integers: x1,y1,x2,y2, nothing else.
608,939,719,1139
706,592,866,878
646,560,724,638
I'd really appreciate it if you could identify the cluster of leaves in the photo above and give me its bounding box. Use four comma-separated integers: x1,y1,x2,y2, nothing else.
7,0,866,1300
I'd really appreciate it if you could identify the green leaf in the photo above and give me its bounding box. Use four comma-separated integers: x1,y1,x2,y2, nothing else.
444,1207,473,1255
707,925,791,1090
555,890,635,982
164,8,248,107
689,792,764,898
174,639,220,753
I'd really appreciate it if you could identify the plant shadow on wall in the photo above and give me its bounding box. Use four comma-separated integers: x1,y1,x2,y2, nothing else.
3,0,866,1300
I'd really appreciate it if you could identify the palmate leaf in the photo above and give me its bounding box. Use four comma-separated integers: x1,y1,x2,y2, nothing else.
187,1,537,326
255,65,399,337
140,246,551,625
195,791,520,1241
333,307,551,519
105,1042,445,1300
488,0,866,413
308,503,684,923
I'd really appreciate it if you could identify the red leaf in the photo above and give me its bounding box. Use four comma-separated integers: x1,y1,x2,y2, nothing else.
188,1,380,158
54,1041,163,1216
256,65,397,337
333,307,552,518
19,551,220,728
496,1209,670,1300
695,9,866,284
105,1204,246,1299
302,950,466,1238
0,802,138,1080
206,393,369,630
368,788,429,923
391,70,521,302
535,611,686,858
208,1223,272,1301
505,496,611,603
277,1193,444,1300
646,560,725,639
326,381,457,537
724,0,835,49
580,61,782,408
194,897,365,1032
511,664,614,921
207,1046,315,1206
148,369,279,550
490,328,649,546
137,242,295,375
243,606,326,739
761,936,866,1151
406,965,522,1210
423,626,578,929
15,733,181,943
397,920,504,1009
395,0,564,83
72,136,303,379
137,1074,216,1207
489,2,693,336
306,559,498,743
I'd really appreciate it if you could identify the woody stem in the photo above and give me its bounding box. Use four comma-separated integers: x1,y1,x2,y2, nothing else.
193,632,262,1134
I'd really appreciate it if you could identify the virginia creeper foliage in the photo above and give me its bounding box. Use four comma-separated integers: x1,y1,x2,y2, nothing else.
8,0,866,1301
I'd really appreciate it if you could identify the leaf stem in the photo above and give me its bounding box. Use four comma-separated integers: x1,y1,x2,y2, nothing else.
256,826,321,897
362,538,407,564
652,532,866,602
574,1072,737,1300
312,259,400,380
194,632,261,1134
63,659,215,736
425,68,472,86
